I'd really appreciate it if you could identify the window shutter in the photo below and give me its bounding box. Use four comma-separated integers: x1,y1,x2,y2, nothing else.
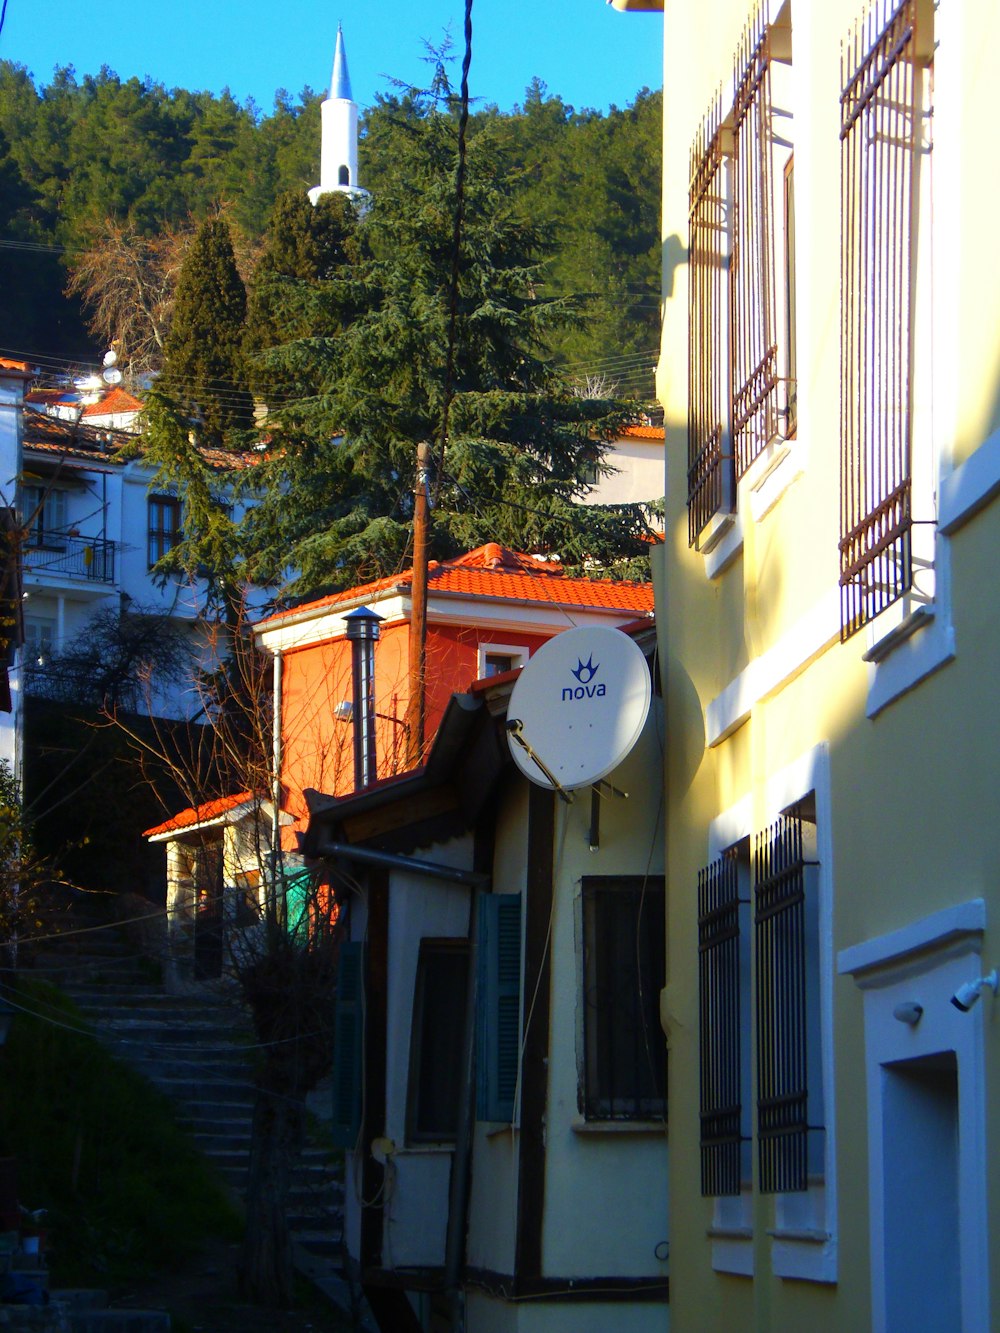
698,853,744,1196
331,940,364,1149
754,813,808,1193
476,892,522,1123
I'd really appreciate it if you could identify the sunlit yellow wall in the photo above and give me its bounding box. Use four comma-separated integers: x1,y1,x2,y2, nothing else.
655,0,1000,1329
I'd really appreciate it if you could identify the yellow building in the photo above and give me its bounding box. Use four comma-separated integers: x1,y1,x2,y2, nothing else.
615,0,1000,1326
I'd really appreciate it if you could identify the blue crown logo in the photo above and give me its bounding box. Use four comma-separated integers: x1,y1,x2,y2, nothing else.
571,656,599,685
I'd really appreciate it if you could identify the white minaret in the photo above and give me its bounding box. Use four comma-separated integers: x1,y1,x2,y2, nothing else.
308,25,366,206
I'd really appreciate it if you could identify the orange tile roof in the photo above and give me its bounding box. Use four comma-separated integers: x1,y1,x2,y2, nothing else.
257,542,653,629
143,790,256,839
619,424,665,441
0,358,33,376
81,387,143,416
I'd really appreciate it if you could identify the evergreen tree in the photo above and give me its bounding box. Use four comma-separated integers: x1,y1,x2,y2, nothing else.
242,70,655,597
245,189,366,404
158,214,253,449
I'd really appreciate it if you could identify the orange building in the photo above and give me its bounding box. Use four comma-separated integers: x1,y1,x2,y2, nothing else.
254,543,654,849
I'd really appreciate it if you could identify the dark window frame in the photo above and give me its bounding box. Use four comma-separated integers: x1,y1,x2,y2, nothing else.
581,875,666,1122
405,937,470,1145
147,495,181,568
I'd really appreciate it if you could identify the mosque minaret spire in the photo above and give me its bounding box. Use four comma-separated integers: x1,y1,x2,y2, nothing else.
308,24,366,206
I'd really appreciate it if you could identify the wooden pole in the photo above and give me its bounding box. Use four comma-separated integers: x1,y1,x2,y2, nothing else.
406,442,432,768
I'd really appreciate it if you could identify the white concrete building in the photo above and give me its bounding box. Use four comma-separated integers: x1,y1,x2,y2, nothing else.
18,393,264,722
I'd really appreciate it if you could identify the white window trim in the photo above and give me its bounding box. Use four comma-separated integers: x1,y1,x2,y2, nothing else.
706,744,838,1284
864,416,1000,717
837,900,990,1333
476,642,526,680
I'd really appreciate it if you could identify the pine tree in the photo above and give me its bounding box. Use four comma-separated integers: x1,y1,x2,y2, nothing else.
158,214,253,449
242,70,655,597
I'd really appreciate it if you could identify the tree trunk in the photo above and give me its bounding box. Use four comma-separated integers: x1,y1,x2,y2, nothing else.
239,1087,303,1306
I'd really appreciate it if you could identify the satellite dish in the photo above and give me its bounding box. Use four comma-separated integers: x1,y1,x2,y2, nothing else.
102,367,123,386
506,625,651,791
102,349,118,367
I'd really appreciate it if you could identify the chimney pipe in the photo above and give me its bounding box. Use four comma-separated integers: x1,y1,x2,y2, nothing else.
344,605,383,790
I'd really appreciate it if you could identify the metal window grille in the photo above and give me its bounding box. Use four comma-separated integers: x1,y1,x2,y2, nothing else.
754,812,808,1194
688,95,733,546
698,851,745,1196
839,0,920,639
731,4,782,477
582,877,666,1121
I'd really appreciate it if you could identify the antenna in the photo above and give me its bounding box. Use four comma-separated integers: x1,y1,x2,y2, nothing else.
506,625,651,792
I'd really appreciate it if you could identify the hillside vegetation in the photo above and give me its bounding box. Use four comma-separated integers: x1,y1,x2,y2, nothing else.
0,60,661,381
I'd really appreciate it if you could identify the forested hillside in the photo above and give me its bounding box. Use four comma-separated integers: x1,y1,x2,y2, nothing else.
0,61,660,388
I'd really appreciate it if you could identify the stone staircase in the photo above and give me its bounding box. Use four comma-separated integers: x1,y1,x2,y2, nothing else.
32,923,346,1309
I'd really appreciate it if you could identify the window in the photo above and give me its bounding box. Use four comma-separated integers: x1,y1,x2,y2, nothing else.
582,875,666,1121
754,800,823,1192
688,0,796,548
698,798,823,1195
147,496,180,567
406,939,469,1143
698,844,751,1195
22,485,68,549
839,0,931,639
477,644,526,680
23,616,56,668
688,94,732,547
475,892,521,1123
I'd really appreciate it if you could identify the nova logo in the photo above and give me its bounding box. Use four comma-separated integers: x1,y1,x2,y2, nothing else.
562,655,607,701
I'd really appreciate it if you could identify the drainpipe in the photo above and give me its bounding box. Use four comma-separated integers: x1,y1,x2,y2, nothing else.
270,649,283,915
344,606,383,790
405,442,432,769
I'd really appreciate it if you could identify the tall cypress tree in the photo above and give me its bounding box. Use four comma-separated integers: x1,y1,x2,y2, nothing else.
159,214,252,449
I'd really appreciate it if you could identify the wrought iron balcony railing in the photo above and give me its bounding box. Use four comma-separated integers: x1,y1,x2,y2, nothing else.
24,533,116,584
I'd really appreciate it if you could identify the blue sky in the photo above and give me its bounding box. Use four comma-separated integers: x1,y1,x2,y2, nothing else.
1,1,663,115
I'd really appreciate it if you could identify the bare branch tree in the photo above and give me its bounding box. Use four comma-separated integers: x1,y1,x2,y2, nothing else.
65,219,192,383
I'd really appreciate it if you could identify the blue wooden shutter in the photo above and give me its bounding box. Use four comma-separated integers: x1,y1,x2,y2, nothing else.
476,893,522,1122
331,940,364,1148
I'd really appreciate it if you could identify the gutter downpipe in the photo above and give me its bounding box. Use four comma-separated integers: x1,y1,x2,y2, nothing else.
446,884,482,1332
315,839,487,888
270,649,283,920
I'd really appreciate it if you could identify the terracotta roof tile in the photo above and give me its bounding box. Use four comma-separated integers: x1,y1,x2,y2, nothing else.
619,424,665,441
143,790,255,839
81,387,143,416
257,542,653,629
0,358,32,375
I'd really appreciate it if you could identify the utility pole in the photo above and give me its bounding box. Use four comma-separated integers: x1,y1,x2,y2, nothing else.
406,442,432,769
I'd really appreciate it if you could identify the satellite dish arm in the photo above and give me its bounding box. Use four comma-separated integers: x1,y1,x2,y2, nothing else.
505,719,574,804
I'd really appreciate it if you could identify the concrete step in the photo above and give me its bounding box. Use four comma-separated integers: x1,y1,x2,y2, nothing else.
191,1129,252,1153
112,1053,254,1082
68,1313,171,1332
149,1076,256,1103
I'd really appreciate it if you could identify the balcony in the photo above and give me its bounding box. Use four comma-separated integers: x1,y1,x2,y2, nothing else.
24,533,116,586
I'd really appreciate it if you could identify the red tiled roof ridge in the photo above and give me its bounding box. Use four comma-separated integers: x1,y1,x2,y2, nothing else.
81,387,143,416
619,423,665,441
257,548,653,630
143,789,256,839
